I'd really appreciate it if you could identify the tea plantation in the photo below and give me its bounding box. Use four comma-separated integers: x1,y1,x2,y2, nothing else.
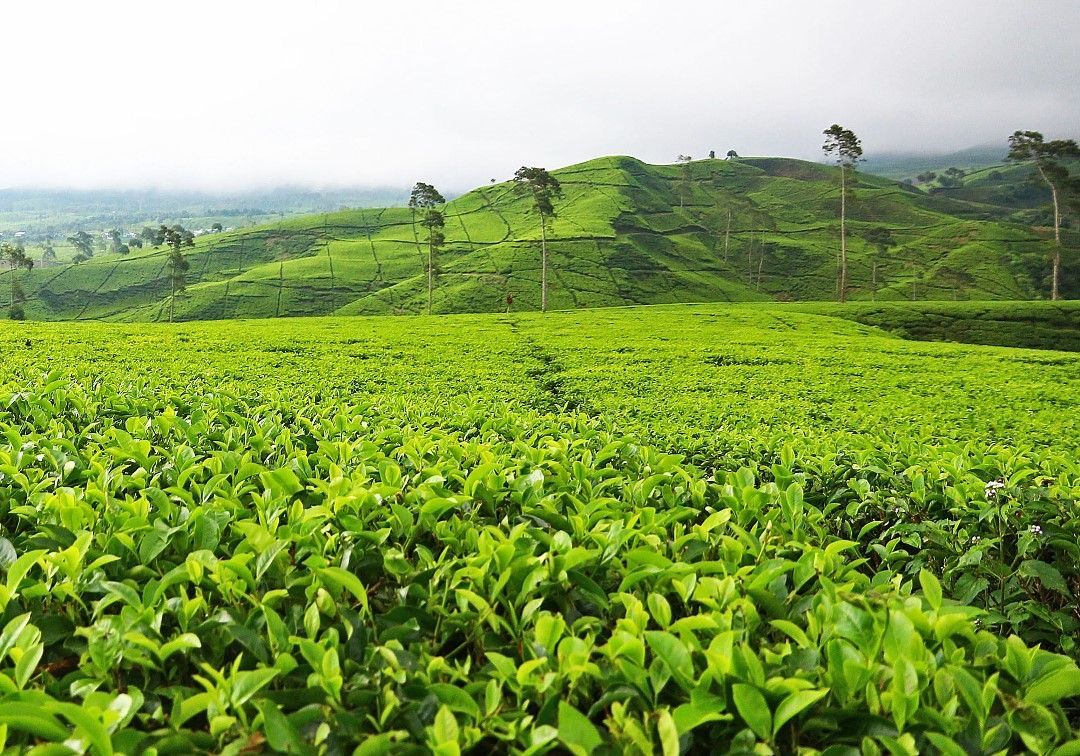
10,155,1076,323
0,305,1078,754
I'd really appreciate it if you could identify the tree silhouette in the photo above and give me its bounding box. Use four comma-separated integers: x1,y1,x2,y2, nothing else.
512,167,563,312
675,155,693,209
67,231,94,259
1008,130,1080,299
408,182,447,315
158,225,193,322
822,124,863,302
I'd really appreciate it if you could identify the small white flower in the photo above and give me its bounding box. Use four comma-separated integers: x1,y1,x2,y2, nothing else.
984,479,1005,499
1030,525,1043,536
970,535,980,544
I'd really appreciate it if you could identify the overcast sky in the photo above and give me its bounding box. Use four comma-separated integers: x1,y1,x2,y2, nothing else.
2,0,1077,191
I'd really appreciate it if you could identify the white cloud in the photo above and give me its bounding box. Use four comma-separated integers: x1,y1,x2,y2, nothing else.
2,0,1076,190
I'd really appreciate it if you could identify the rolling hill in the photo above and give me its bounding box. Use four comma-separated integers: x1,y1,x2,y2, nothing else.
861,145,1080,225
5,155,1074,321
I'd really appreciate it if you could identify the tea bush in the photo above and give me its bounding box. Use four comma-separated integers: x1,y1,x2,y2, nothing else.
0,305,1077,754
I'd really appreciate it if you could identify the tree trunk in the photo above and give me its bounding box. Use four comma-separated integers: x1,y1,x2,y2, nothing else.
839,165,848,303
1049,181,1061,301
1036,164,1062,301
170,279,175,323
756,245,764,288
723,210,731,263
427,237,433,315
540,216,548,312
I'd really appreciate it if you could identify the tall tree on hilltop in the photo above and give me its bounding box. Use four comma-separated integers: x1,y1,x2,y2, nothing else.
822,124,863,302
408,182,446,315
158,225,193,323
513,167,562,312
676,154,693,208
1008,130,1080,300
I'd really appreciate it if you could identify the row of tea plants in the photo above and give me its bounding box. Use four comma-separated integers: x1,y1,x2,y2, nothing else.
0,372,1077,753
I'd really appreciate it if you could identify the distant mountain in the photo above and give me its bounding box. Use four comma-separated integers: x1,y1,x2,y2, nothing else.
0,186,410,245
4,154,1073,321
861,144,1009,180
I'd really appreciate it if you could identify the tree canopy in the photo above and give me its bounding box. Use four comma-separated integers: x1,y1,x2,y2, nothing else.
513,167,562,218
822,124,863,167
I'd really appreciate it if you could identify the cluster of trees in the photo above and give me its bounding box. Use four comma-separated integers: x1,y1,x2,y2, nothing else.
912,168,969,188
67,230,95,262
10,221,215,322
155,225,195,322
937,166,968,188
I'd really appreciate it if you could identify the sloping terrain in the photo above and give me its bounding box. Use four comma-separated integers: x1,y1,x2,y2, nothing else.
5,155,1070,321
793,300,1080,351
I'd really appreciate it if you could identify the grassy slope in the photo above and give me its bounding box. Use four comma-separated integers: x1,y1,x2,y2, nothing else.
5,156,1069,322
792,300,1080,351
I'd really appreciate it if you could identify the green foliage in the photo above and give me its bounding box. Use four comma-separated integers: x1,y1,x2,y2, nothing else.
513,166,563,219
0,305,1076,752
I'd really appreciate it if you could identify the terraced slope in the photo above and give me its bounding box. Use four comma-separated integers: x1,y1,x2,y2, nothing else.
7,156,1070,321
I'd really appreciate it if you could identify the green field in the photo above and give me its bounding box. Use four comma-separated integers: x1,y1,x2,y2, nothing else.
0,304,1078,753
5,155,1074,322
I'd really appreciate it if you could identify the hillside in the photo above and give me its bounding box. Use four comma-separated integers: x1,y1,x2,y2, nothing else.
5,155,1072,321
862,145,1080,226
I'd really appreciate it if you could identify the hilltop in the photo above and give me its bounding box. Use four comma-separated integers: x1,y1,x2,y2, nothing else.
5,155,1073,321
